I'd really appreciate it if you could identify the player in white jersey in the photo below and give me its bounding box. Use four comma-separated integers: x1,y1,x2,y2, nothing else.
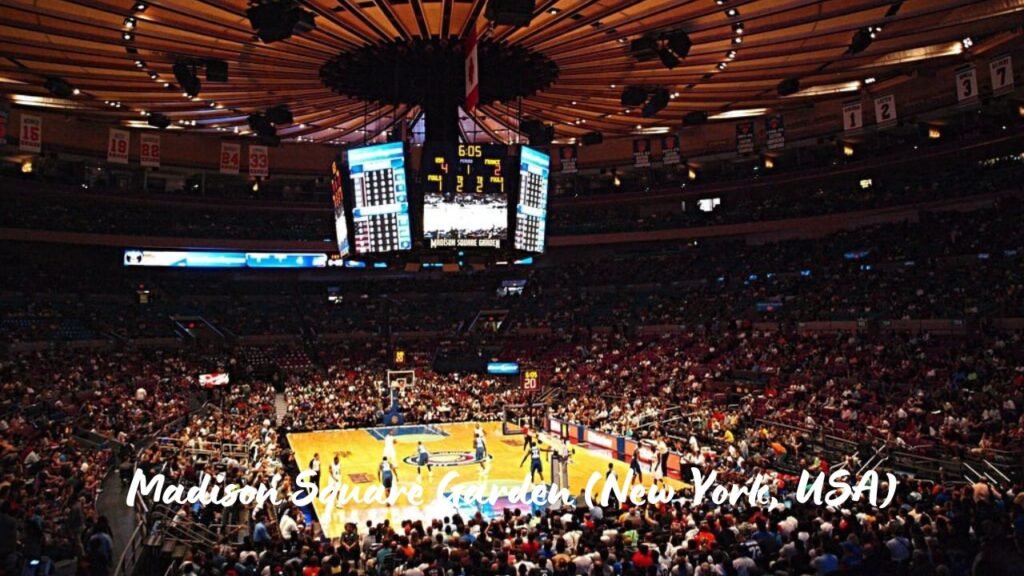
329,455,342,508
383,429,397,464
414,441,432,481
474,433,488,473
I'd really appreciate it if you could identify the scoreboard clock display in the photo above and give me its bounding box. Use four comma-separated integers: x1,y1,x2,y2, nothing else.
423,143,510,249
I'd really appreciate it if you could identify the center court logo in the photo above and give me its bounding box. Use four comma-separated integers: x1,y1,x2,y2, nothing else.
402,450,492,467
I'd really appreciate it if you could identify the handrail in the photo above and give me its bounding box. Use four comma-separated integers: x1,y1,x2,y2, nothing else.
112,518,147,576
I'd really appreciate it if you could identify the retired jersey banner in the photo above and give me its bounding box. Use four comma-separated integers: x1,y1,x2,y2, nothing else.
0,109,7,146
842,101,863,134
140,133,160,168
874,94,897,129
632,138,651,167
735,121,754,155
107,128,130,164
220,142,240,174
765,115,785,150
19,114,42,153
559,145,578,174
955,66,979,105
989,54,1014,96
248,145,269,177
464,21,479,112
660,134,681,165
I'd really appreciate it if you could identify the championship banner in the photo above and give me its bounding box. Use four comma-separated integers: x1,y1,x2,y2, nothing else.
19,114,42,153
220,142,240,174
660,134,681,165
140,133,161,168
874,94,897,129
464,21,479,112
989,54,1014,96
107,128,130,164
0,109,7,146
632,138,651,167
558,145,577,174
955,66,979,105
765,115,785,150
248,144,269,177
735,121,754,155
842,101,863,134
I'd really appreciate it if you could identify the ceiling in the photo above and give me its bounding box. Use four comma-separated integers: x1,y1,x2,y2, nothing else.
0,0,1021,145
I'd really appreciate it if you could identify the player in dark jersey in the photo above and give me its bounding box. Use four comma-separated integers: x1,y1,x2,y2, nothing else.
378,456,398,506
630,447,644,485
415,441,432,479
520,443,549,482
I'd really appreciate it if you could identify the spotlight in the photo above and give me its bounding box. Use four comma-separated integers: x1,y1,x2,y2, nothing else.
173,61,201,97
266,105,294,125
133,1,148,11
726,50,736,59
666,30,692,59
134,60,145,68
620,86,648,107
147,112,170,129
732,36,742,44
43,77,74,98
246,1,317,43
124,17,137,28
726,8,738,17
630,36,660,61
72,88,80,95
849,28,873,54
658,48,680,69
642,88,670,118
122,31,134,41
961,37,973,50
717,62,727,70
732,22,744,35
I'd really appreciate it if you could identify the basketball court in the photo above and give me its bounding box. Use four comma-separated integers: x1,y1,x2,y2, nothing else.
287,421,687,538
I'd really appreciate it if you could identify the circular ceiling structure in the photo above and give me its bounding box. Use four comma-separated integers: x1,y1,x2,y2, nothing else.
0,0,1021,145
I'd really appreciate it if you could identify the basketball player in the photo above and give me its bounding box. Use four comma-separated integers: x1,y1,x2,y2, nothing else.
309,453,321,492
523,429,537,452
383,429,398,464
415,441,432,479
474,432,488,472
329,454,342,508
520,443,547,483
629,447,643,485
378,456,398,506
654,437,669,482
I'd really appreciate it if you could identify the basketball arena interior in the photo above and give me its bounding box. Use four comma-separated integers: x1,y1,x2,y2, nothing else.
1,1,1024,575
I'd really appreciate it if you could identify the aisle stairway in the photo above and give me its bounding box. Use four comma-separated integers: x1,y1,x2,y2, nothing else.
275,392,288,425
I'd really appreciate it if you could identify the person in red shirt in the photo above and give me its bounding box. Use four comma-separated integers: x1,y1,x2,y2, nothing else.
631,544,655,569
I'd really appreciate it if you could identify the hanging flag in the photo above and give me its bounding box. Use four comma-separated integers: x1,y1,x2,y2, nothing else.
842,101,863,134
559,145,577,174
220,142,240,174
735,121,754,155
765,115,785,150
20,114,42,152
633,138,651,167
140,133,161,167
661,134,681,165
465,22,479,112
249,145,269,177
0,109,7,146
107,128,130,164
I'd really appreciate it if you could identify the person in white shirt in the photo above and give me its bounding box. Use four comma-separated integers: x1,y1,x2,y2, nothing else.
278,508,301,541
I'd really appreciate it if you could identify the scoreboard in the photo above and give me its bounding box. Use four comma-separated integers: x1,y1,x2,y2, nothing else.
329,158,350,257
423,143,508,197
347,142,412,254
514,146,550,253
423,143,510,249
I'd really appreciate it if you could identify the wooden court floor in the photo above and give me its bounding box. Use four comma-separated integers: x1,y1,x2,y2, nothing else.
287,422,686,538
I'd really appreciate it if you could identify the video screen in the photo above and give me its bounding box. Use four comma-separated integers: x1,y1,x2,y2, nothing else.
514,145,550,253
423,143,509,249
347,142,412,254
330,159,350,256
